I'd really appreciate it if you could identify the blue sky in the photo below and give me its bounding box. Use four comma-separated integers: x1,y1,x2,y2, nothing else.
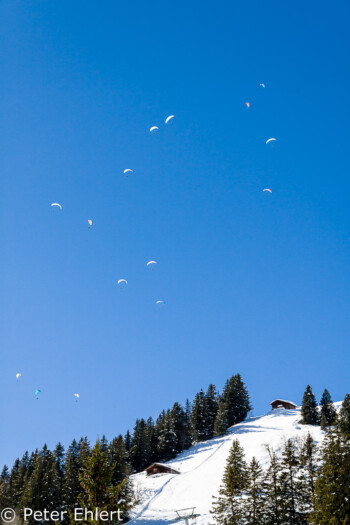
1,0,350,467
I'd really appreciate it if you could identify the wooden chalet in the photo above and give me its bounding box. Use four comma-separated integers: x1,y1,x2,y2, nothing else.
270,399,297,410
145,463,180,476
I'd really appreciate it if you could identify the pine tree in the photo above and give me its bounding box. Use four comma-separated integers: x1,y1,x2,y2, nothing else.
191,390,207,442
157,410,178,461
20,445,54,523
279,439,305,524
319,389,336,429
108,435,131,485
301,385,319,425
171,402,192,453
0,466,10,509
204,384,219,440
130,419,150,472
214,374,251,436
124,431,132,453
62,439,81,512
145,417,158,464
313,429,350,524
263,446,283,525
210,440,248,524
337,393,350,438
243,457,266,525
298,432,318,518
76,440,132,524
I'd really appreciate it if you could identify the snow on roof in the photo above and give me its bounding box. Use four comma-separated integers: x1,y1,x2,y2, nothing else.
270,399,297,407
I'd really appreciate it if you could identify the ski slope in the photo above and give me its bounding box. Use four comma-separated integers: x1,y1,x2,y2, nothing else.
128,408,326,525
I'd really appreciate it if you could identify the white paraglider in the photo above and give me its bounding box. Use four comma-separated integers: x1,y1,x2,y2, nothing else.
123,169,133,175
117,279,128,288
260,83,265,88
156,300,166,306
150,126,159,132
266,138,277,144
51,203,62,210
263,188,272,194
146,260,157,267
165,115,175,124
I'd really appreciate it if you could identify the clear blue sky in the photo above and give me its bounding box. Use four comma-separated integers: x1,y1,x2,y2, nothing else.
1,0,350,467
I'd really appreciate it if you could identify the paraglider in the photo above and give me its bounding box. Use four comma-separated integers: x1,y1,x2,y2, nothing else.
88,220,92,228
266,138,277,144
123,169,133,175
117,279,128,288
156,300,166,306
74,393,79,401
150,126,159,132
34,389,41,400
263,188,272,193
245,102,250,108
51,203,62,210
16,373,21,381
165,115,175,124
260,83,265,88
146,260,157,267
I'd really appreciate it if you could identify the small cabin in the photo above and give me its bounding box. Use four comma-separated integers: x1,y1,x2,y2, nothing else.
145,463,180,477
270,399,297,410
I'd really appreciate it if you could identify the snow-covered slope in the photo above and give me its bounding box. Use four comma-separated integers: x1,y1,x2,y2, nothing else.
128,408,326,525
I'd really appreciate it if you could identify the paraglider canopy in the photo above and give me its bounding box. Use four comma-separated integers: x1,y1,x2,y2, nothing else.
147,260,157,267
150,126,159,132
34,389,41,398
51,203,62,210
266,138,276,144
245,102,250,108
165,115,175,124
123,169,133,174
156,300,166,305
260,83,265,88
16,373,21,380
88,220,92,227
263,188,272,193
117,279,128,288
74,393,79,399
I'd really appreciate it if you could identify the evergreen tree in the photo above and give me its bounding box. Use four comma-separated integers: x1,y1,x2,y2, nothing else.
145,418,158,464
204,384,219,440
171,402,192,453
214,374,251,436
337,393,350,438
243,457,266,525
301,385,319,425
157,410,178,461
124,430,132,452
263,446,283,525
313,429,350,524
130,419,150,472
319,389,336,429
210,440,248,524
20,445,55,523
279,439,305,524
0,466,10,510
191,390,208,442
62,440,81,512
108,435,131,485
298,432,318,518
76,440,132,524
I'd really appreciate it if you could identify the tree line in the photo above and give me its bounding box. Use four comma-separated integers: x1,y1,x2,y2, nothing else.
0,373,251,524
211,393,350,525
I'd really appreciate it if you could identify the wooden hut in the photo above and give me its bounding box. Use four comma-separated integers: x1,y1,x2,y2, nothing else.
270,399,297,410
145,463,180,476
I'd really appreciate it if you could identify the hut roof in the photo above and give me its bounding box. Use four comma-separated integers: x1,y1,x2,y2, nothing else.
270,399,297,407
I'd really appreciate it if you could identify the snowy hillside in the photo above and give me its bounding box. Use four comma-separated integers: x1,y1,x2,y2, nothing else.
128,407,327,525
